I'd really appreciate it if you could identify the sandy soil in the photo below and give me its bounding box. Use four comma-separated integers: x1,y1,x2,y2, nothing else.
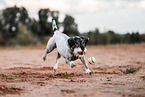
0,43,145,97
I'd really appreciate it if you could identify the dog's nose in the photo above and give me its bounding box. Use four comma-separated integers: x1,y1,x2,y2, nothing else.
78,48,84,55
79,48,87,52
80,52,83,55
78,51,84,55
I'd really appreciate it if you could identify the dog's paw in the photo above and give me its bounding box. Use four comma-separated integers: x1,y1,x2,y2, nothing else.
70,62,76,68
71,64,76,68
86,69,92,75
53,65,58,70
43,56,46,61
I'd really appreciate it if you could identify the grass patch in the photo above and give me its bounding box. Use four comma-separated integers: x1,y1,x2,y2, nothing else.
119,66,142,74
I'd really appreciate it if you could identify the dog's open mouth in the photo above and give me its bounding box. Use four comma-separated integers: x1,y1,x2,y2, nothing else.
77,52,86,58
78,52,84,55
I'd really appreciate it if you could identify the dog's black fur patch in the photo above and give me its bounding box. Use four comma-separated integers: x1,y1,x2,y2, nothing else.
68,36,89,51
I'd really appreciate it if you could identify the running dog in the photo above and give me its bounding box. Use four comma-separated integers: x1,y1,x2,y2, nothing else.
43,19,91,74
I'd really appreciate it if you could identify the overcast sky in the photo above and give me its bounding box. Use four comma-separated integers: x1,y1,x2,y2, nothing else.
0,0,145,34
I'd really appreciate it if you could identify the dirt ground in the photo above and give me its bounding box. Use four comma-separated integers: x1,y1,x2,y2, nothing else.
0,43,145,97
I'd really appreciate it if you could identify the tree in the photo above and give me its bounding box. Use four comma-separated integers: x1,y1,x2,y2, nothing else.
130,32,135,43
0,17,5,45
135,32,140,43
28,18,41,36
63,15,79,36
38,9,60,36
1,6,30,39
38,8,51,36
11,24,39,45
51,11,59,23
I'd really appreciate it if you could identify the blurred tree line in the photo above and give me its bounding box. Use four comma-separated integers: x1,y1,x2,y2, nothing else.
83,29,145,45
0,6,145,46
0,6,79,45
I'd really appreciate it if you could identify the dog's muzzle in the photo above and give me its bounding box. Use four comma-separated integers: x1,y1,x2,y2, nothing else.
73,47,87,58
78,51,84,55
77,48,87,58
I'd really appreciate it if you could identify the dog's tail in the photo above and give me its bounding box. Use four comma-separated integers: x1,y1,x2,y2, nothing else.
52,19,58,32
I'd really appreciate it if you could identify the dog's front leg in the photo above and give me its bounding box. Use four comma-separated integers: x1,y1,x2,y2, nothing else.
80,57,91,74
65,59,76,68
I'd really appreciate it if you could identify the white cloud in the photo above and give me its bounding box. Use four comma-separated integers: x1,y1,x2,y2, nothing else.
66,0,109,14
109,0,145,10
0,0,7,9
4,0,69,13
1,0,145,14
65,0,145,14
1,0,145,33
139,0,145,9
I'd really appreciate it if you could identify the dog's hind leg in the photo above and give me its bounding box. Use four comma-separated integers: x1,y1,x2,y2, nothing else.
65,59,76,68
54,52,61,71
43,37,56,61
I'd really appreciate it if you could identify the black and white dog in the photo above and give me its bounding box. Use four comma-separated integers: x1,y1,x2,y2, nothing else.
43,19,91,74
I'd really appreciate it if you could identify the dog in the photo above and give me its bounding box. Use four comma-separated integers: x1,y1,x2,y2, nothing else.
43,19,91,74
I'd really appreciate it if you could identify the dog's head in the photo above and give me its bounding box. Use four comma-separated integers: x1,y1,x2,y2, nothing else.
68,36,89,57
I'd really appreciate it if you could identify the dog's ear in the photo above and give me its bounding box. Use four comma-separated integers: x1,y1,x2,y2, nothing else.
68,38,75,48
81,36,89,45
84,37,89,44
